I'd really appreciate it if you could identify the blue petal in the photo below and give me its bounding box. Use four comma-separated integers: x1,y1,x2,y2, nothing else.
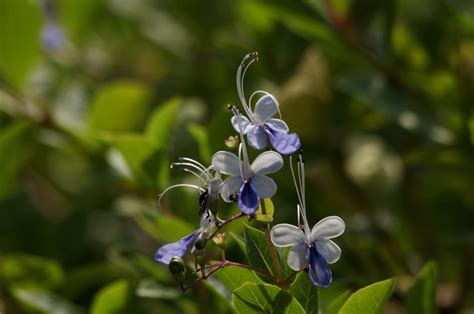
306,245,332,287
155,232,199,265
238,180,259,214
265,126,301,155
247,125,268,149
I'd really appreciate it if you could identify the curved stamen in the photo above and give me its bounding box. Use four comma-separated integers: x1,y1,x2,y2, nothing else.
290,155,305,213
171,162,212,181
179,157,207,172
236,52,258,119
248,90,282,119
182,168,208,185
158,184,205,208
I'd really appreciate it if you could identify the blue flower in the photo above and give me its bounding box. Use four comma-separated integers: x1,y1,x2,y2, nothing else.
231,52,301,155
212,149,283,215
271,212,345,287
155,209,214,265
270,153,345,287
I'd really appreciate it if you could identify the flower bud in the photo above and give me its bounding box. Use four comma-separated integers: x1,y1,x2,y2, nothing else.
194,238,207,250
169,256,186,282
224,135,239,149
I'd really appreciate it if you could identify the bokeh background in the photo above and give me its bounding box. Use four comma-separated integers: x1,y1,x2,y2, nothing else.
1,0,473,313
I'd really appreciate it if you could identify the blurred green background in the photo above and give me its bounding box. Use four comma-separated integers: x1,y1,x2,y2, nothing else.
1,0,474,313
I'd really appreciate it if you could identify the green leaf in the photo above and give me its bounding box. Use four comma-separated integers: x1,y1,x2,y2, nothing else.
325,290,351,314
88,81,151,132
289,272,318,314
11,288,83,314
0,254,65,290
106,133,155,186
187,123,211,164
339,278,396,314
214,265,262,293
58,0,102,40
91,280,130,314
0,122,35,200
243,224,278,279
0,0,42,89
146,97,181,150
254,198,275,223
135,279,180,300
406,261,438,314
154,215,195,243
232,282,305,314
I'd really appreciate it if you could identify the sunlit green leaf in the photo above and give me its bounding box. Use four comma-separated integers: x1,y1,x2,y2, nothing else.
0,0,42,89
155,215,195,243
325,290,351,314
339,278,396,314
187,123,211,164
91,280,130,314
289,272,318,314
254,198,275,223
406,261,438,314
214,265,262,293
11,288,83,314
88,81,151,132
146,97,181,150
233,282,305,314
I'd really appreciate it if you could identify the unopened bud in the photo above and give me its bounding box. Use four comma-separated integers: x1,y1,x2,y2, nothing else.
194,238,207,250
169,256,186,282
225,135,239,149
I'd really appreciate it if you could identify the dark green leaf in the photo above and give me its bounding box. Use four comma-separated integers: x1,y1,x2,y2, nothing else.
406,261,438,314
0,0,42,89
325,290,351,314
0,122,35,200
0,254,65,290
339,278,396,314
232,282,305,314
243,224,278,279
289,272,318,314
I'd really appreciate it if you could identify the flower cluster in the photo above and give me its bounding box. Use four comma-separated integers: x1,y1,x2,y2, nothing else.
154,52,345,290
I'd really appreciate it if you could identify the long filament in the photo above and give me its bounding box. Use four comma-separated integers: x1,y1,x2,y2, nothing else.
158,184,204,208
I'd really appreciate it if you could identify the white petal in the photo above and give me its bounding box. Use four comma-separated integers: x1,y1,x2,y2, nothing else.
310,216,345,241
220,176,242,202
247,125,267,149
270,223,305,247
251,151,283,175
252,175,277,198
266,118,289,132
231,115,252,134
315,239,341,264
287,243,307,271
212,151,240,176
254,94,278,122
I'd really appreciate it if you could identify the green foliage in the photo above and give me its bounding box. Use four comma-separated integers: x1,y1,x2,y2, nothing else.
406,262,438,314
232,282,305,314
243,224,279,279
214,266,262,292
88,81,151,133
339,278,396,314
325,290,351,314
0,0,42,89
11,288,83,314
289,272,319,314
90,280,130,314
146,98,181,150
254,198,275,223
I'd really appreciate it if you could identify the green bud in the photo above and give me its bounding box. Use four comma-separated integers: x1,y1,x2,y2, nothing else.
194,238,207,250
169,256,186,282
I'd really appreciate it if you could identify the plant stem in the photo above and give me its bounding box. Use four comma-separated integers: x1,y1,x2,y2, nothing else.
207,212,245,240
259,199,285,287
